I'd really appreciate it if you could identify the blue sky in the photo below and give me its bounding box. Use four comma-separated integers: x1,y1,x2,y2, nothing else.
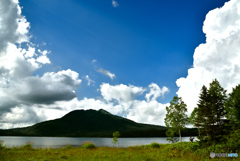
20,0,228,103
2,0,240,128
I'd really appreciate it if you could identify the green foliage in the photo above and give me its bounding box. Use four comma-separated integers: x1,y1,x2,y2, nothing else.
1,141,239,161
64,144,72,149
189,107,201,136
194,79,228,144
208,79,227,139
22,141,34,149
195,85,212,137
225,84,240,128
0,140,5,150
112,131,120,147
149,142,160,148
166,128,179,144
164,96,189,142
223,129,240,152
80,141,96,149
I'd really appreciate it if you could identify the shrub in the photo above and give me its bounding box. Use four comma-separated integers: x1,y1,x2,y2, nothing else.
23,141,34,149
0,140,5,150
224,129,240,153
81,141,96,149
150,142,160,148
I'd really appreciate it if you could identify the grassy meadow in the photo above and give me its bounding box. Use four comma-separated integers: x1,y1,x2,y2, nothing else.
0,140,239,161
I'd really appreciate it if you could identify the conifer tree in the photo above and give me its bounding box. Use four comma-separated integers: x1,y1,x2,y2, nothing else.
208,79,227,140
189,107,201,136
194,79,227,142
195,85,213,138
225,84,240,129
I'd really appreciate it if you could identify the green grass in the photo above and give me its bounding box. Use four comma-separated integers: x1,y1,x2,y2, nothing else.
0,141,239,161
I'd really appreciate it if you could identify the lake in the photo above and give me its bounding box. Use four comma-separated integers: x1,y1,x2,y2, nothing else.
0,136,196,148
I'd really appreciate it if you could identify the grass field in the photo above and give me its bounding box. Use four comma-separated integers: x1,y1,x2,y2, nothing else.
0,141,239,161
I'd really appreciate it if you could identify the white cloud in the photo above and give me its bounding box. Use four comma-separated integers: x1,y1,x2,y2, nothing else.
100,83,146,102
45,83,169,126
0,0,82,129
36,55,51,64
0,0,170,129
24,46,35,58
85,75,95,86
0,0,30,53
92,59,97,63
127,100,169,126
176,0,240,114
112,0,119,7
145,83,169,102
1,82,170,128
97,68,116,80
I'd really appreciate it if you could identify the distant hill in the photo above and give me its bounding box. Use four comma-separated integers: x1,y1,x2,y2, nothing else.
0,109,198,137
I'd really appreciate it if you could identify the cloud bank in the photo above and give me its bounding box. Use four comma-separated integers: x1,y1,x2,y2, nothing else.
176,0,240,114
0,0,82,128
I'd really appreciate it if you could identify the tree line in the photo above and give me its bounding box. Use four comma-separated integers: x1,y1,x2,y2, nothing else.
164,78,240,145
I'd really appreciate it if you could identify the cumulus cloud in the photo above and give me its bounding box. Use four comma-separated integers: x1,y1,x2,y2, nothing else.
0,0,30,53
176,0,240,114
85,75,95,86
0,0,82,129
97,68,116,80
35,83,169,126
100,83,146,102
98,83,169,125
0,0,170,129
112,0,119,7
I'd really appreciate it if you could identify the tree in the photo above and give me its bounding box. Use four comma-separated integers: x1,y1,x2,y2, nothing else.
194,79,227,143
112,131,120,147
195,85,212,138
164,96,189,142
225,84,240,129
208,79,227,140
166,128,179,144
189,107,201,136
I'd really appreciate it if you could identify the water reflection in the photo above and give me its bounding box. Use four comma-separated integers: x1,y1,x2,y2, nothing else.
0,136,196,148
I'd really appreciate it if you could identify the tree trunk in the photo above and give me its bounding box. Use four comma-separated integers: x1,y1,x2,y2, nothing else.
198,127,200,136
179,129,182,142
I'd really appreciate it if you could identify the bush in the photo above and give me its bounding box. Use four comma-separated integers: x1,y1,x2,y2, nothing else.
0,140,5,150
23,141,34,149
224,129,240,153
81,141,96,149
150,142,160,148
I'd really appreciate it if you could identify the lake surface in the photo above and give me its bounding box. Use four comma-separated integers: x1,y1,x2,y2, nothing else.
0,136,196,148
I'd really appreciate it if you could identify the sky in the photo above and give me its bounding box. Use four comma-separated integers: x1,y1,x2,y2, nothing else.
1,0,240,129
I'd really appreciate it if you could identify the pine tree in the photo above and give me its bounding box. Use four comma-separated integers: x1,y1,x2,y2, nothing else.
208,79,227,140
195,85,213,139
189,107,201,136
194,79,227,143
225,84,240,130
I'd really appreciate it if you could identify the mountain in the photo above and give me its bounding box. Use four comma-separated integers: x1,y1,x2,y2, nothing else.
0,109,198,137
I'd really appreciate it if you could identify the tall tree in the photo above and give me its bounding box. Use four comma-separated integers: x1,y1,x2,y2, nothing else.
164,96,189,142
195,85,213,138
189,107,201,136
225,84,240,129
208,79,227,139
194,79,227,143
